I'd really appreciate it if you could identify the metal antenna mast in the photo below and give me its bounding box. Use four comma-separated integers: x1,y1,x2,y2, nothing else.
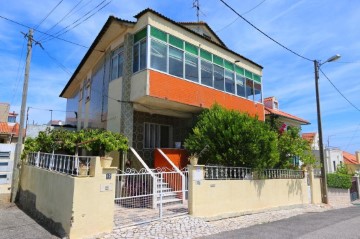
193,0,200,22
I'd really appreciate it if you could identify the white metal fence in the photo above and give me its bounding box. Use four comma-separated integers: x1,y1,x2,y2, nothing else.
27,152,92,177
204,165,305,180
114,167,188,228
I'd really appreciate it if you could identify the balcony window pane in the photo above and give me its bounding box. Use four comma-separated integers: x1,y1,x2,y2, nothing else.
169,46,184,78
133,44,139,72
151,39,167,72
140,40,147,70
254,82,262,102
214,65,224,91
246,79,254,101
201,60,213,87
185,53,198,82
236,74,246,97
225,70,235,94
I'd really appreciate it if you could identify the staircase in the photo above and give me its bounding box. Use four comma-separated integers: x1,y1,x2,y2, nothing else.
156,176,182,207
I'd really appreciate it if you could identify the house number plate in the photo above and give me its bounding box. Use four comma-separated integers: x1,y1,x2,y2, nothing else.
106,173,112,179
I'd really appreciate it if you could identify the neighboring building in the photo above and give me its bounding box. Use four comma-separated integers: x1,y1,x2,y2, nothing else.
324,147,343,173
47,120,65,126
302,132,319,150
343,151,360,175
0,103,19,144
60,9,264,165
264,96,309,129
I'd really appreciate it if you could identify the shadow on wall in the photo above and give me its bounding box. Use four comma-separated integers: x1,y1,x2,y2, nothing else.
18,188,67,238
251,179,266,198
287,179,304,203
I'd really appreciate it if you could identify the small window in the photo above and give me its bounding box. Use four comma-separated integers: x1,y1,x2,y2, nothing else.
111,47,124,80
0,162,8,166
213,65,224,91
0,174,6,178
133,44,139,72
139,40,147,70
201,60,213,87
150,39,167,72
225,70,235,94
169,46,184,78
185,53,198,82
86,79,91,101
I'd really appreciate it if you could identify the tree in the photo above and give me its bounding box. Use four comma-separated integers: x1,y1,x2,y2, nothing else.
184,104,279,169
276,126,315,168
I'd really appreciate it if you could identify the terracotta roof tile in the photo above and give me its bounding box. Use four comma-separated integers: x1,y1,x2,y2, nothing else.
265,107,310,125
0,122,20,136
343,151,359,165
302,132,316,143
0,122,9,134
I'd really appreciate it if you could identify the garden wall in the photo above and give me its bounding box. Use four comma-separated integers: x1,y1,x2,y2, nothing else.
19,157,117,239
188,165,309,219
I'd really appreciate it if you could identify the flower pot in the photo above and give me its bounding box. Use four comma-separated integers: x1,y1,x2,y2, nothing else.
100,156,113,168
189,157,198,166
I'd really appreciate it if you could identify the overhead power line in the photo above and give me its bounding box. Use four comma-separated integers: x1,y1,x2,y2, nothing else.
0,15,103,51
216,0,267,32
319,68,360,112
33,0,64,30
38,0,85,41
218,0,313,62
41,0,112,43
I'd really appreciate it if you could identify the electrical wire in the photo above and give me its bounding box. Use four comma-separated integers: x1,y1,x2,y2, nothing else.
216,0,266,33
319,68,360,112
41,47,72,75
0,15,103,51
41,0,112,43
33,0,64,30
218,0,313,62
38,0,85,42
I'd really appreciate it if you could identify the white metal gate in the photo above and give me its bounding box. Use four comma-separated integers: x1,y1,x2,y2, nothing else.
114,167,188,228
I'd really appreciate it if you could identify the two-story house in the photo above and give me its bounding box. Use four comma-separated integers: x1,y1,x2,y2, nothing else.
60,9,264,166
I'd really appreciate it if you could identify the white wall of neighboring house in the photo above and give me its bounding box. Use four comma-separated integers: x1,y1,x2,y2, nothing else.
0,143,16,194
325,148,343,173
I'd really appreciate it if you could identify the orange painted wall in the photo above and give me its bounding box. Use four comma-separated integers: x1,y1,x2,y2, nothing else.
148,70,265,121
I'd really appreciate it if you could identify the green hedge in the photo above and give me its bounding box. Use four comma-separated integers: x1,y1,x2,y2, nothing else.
327,173,352,189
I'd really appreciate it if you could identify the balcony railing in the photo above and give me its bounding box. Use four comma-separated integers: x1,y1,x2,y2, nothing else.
27,152,92,177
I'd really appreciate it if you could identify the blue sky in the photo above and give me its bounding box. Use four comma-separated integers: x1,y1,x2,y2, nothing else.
1,0,360,153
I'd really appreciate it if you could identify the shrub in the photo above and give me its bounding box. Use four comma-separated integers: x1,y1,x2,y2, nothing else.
327,173,352,189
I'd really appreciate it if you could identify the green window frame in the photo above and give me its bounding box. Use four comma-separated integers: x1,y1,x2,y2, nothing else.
185,42,198,55
169,34,184,49
200,49,212,61
150,26,167,42
134,28,147,43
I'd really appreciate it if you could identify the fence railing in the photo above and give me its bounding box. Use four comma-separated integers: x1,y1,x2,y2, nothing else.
204,166,304,180
27,152,92,177
313,168,322,178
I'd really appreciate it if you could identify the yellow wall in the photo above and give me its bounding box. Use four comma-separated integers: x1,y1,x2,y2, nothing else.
312,178,322,204
189,166,308,218
20,157,116,239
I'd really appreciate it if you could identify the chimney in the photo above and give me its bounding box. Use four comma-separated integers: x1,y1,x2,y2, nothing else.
356,151,360,164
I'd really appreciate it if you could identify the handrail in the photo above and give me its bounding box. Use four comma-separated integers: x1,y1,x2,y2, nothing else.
129,147,155,177
155,148,184,177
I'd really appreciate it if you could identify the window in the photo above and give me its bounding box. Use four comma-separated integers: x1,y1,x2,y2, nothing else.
225,70,235,94
85,79,91,101
214,65,224,91
150,39,167,72
8,116,16,123
169,46,183,78
236,74,246,97
201,60,213,87
0,174,6,179
144,123,172,149
133,39,147,73
246,79,254,100
111,47,124,80
185,53,198,82
0,162,8,166
333,161,336,171
254,82,262,102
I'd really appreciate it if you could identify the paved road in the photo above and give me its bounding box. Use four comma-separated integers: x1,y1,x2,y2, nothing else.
201,206,360,239
0,203,59,239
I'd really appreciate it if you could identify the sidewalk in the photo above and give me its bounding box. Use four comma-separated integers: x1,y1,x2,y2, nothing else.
89,204,349,239
0,202,59,239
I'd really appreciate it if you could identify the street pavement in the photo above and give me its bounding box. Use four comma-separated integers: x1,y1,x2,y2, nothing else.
201,206,360,239
0,202,59,239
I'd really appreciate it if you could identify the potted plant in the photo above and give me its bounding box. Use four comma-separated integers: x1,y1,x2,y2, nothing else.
82,129,129,168
188,153,199,166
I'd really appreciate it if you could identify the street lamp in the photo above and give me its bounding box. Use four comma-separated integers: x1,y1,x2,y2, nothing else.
314,54,341,204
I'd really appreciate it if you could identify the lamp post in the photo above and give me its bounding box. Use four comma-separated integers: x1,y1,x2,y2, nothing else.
314,54,341,204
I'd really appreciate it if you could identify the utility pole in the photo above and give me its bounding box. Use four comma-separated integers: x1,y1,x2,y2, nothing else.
10,29,33,203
